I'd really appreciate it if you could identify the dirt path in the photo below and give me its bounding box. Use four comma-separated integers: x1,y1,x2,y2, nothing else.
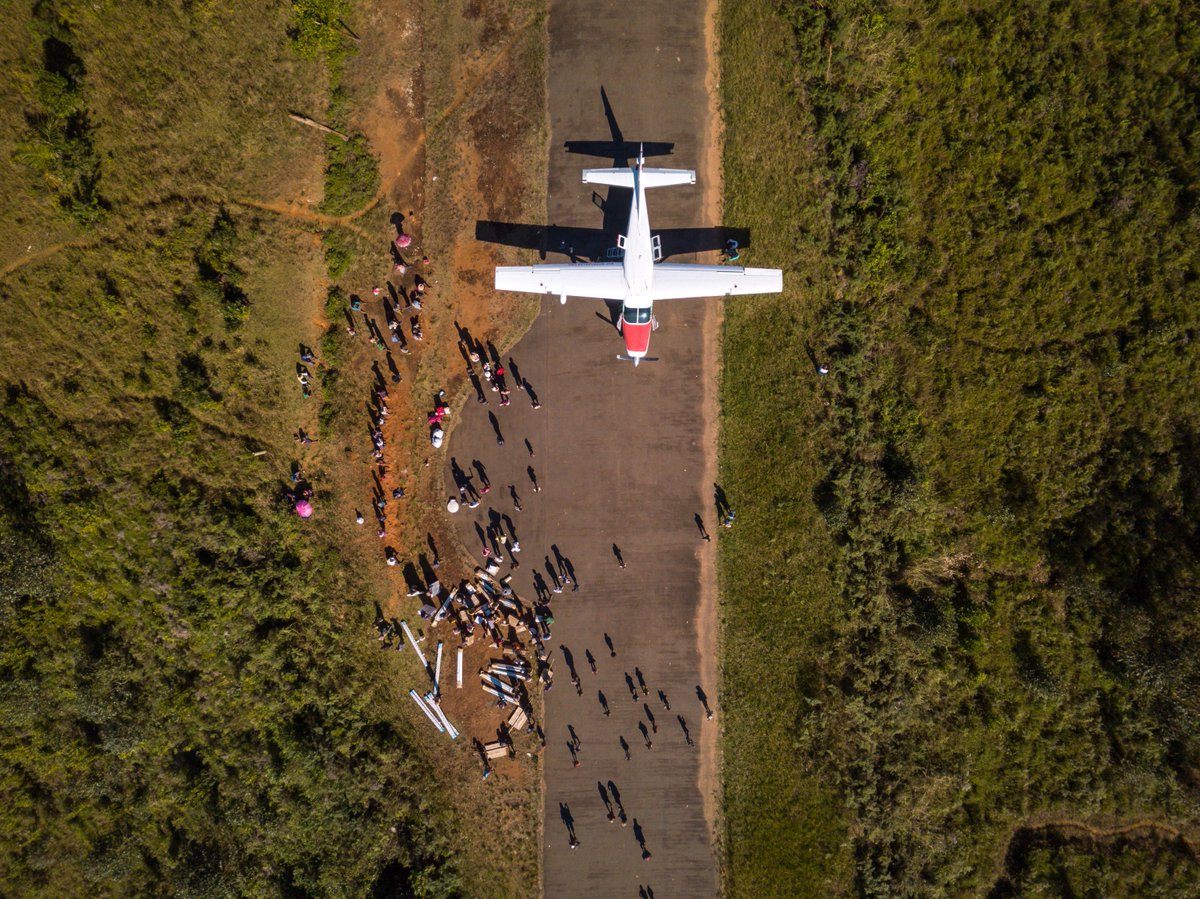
992,815,1199,885
1016,817,1197,847
0,240,100,280
227,197,378,240
695,0,724,846
327,4,549,895
0,14,538,283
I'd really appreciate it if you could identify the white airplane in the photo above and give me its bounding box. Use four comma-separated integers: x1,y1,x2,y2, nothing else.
494,148,783,365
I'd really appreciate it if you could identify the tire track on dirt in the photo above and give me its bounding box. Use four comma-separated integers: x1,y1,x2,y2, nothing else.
232,14,538,240
425,12,540,134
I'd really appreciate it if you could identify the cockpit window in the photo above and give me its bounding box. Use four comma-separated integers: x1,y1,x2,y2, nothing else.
623,306,652,325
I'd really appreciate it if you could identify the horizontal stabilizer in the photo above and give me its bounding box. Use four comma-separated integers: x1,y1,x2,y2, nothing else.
582,167,696,189
564,139,674,160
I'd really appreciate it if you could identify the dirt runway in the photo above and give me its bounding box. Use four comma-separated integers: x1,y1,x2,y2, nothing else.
443,2,720,894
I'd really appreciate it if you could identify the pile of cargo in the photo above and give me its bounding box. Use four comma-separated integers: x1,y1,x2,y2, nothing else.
401,565,548,763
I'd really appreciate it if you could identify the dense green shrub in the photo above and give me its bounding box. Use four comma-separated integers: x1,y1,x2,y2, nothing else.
14,2,107,224
196,209,250,329
288,0,352,60
721,0,1200,894
322,228,353,279
320,133,379,216
0,322,455,896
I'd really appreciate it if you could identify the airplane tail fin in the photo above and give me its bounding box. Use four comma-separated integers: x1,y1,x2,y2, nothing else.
582,167,695,189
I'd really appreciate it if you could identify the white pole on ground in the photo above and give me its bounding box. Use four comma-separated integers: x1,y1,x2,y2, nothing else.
480,673,517,697
488,663,529,679
409,690,444,732
456,647,464,689
425,692,459,739
400,620,428,666
434,641,444,695
435,588,456,621
480,682,511,704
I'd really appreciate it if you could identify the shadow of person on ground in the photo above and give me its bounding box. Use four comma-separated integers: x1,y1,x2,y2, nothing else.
560,645,578,680
560,802,576,839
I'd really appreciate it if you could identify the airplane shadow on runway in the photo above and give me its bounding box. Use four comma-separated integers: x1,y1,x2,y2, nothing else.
475,85,750,264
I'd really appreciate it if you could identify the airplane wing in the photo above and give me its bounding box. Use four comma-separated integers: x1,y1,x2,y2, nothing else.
495,263,628,301
649,264,783,300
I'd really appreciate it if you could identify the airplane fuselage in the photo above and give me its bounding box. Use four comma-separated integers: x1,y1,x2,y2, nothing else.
618,164,656,361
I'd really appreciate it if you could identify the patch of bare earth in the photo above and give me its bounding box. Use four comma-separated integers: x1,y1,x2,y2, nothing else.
317,1,546,894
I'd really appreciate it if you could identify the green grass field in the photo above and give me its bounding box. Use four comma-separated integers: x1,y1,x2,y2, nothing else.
0,1,458,894
719,0,1200,895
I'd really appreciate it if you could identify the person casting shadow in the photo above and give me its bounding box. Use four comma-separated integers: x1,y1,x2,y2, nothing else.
697,684,714,719
612,543,625,569
560,802,578,848
633,819,651,860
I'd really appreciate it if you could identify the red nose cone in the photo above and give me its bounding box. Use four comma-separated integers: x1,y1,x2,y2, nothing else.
623,321,652,355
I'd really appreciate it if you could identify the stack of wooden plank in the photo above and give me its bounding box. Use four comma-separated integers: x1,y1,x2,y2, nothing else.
507,706,529,732
482,740,512,760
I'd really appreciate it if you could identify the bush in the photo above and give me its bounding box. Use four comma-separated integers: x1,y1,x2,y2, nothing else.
195,209,250,329
322,229,353,279
319,134,379,216
15,2,107,225
288,0,352,60
324,284,346,321
177,353,219,404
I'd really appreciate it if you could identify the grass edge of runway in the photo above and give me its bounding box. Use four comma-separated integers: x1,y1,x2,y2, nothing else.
715,1,854,895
